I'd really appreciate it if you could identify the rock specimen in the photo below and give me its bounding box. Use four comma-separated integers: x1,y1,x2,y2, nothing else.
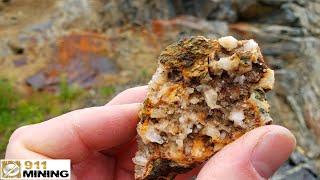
134,36,274,179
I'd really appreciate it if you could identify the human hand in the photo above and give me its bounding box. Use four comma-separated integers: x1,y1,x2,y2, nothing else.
5,86,295,180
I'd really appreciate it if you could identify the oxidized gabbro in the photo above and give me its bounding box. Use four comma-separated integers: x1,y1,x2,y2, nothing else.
134,36,274,179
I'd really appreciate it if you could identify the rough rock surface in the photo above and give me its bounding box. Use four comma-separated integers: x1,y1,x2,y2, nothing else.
134,36,274,179
272,150,318,180
101,1,320,177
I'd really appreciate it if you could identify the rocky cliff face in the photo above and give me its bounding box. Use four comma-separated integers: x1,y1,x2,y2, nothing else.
101,1,320,178
0,0,319,179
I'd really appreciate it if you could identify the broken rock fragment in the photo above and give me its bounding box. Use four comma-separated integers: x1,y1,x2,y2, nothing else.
134,36,274,179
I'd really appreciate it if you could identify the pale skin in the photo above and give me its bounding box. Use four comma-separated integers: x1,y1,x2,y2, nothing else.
5,86,296,180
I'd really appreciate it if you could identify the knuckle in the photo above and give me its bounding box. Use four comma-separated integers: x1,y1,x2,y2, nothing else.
113,88,133,99
121,87,136,95
9,125,31,143
120,86,145,96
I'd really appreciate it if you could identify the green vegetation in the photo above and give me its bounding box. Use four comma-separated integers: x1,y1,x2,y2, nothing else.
99,86,116,97
0,79,80,156
140,68,149,78
138,68,152,82
0,78,118,157
0,80,47,155
58,77,84,112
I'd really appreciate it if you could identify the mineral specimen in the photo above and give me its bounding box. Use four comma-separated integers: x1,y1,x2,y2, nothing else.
134,36,274,179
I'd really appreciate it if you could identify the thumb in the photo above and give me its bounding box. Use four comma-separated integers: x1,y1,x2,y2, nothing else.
197,125,296,180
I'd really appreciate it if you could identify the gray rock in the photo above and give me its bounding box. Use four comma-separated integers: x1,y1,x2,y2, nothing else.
291,151,309,165
273,151,318,179
101,0,175,26
13,58,27,67
283,1,320,35
273,167,317,180
206,0,237,22
90,56,118,74
230,22,320,162
25,50,119,90
172,0,218,18
26,71,46,90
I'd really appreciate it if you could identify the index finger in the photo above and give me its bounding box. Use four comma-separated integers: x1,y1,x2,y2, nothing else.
107,86,147,105
6,103,140,163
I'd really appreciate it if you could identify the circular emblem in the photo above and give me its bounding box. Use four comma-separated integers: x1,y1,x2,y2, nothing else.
2,161,20,178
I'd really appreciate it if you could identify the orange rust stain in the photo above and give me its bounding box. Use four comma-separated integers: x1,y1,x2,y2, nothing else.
140,28,159,49
152,20,166,37
151,19,176,37
47,69,59,78
57,32,108,66
170,149,186,164
191,137,213,162
161,84,182,103
197,112,207,125
140,120,149,135
231,131,243,140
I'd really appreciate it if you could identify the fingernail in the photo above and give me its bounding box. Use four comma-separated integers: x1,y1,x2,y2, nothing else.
251,130,296,178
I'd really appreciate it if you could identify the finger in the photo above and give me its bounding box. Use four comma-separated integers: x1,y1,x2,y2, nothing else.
72,152,115,180
101,85,147,156
115,169,134,180
107,86,147,105
115,140,202,179
197,125,296,180
5,137,49,159
115,139,137,173
6,103,140,163
112,141,137,180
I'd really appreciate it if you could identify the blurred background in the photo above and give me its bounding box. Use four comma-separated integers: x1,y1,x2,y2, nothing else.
0,0,319,179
